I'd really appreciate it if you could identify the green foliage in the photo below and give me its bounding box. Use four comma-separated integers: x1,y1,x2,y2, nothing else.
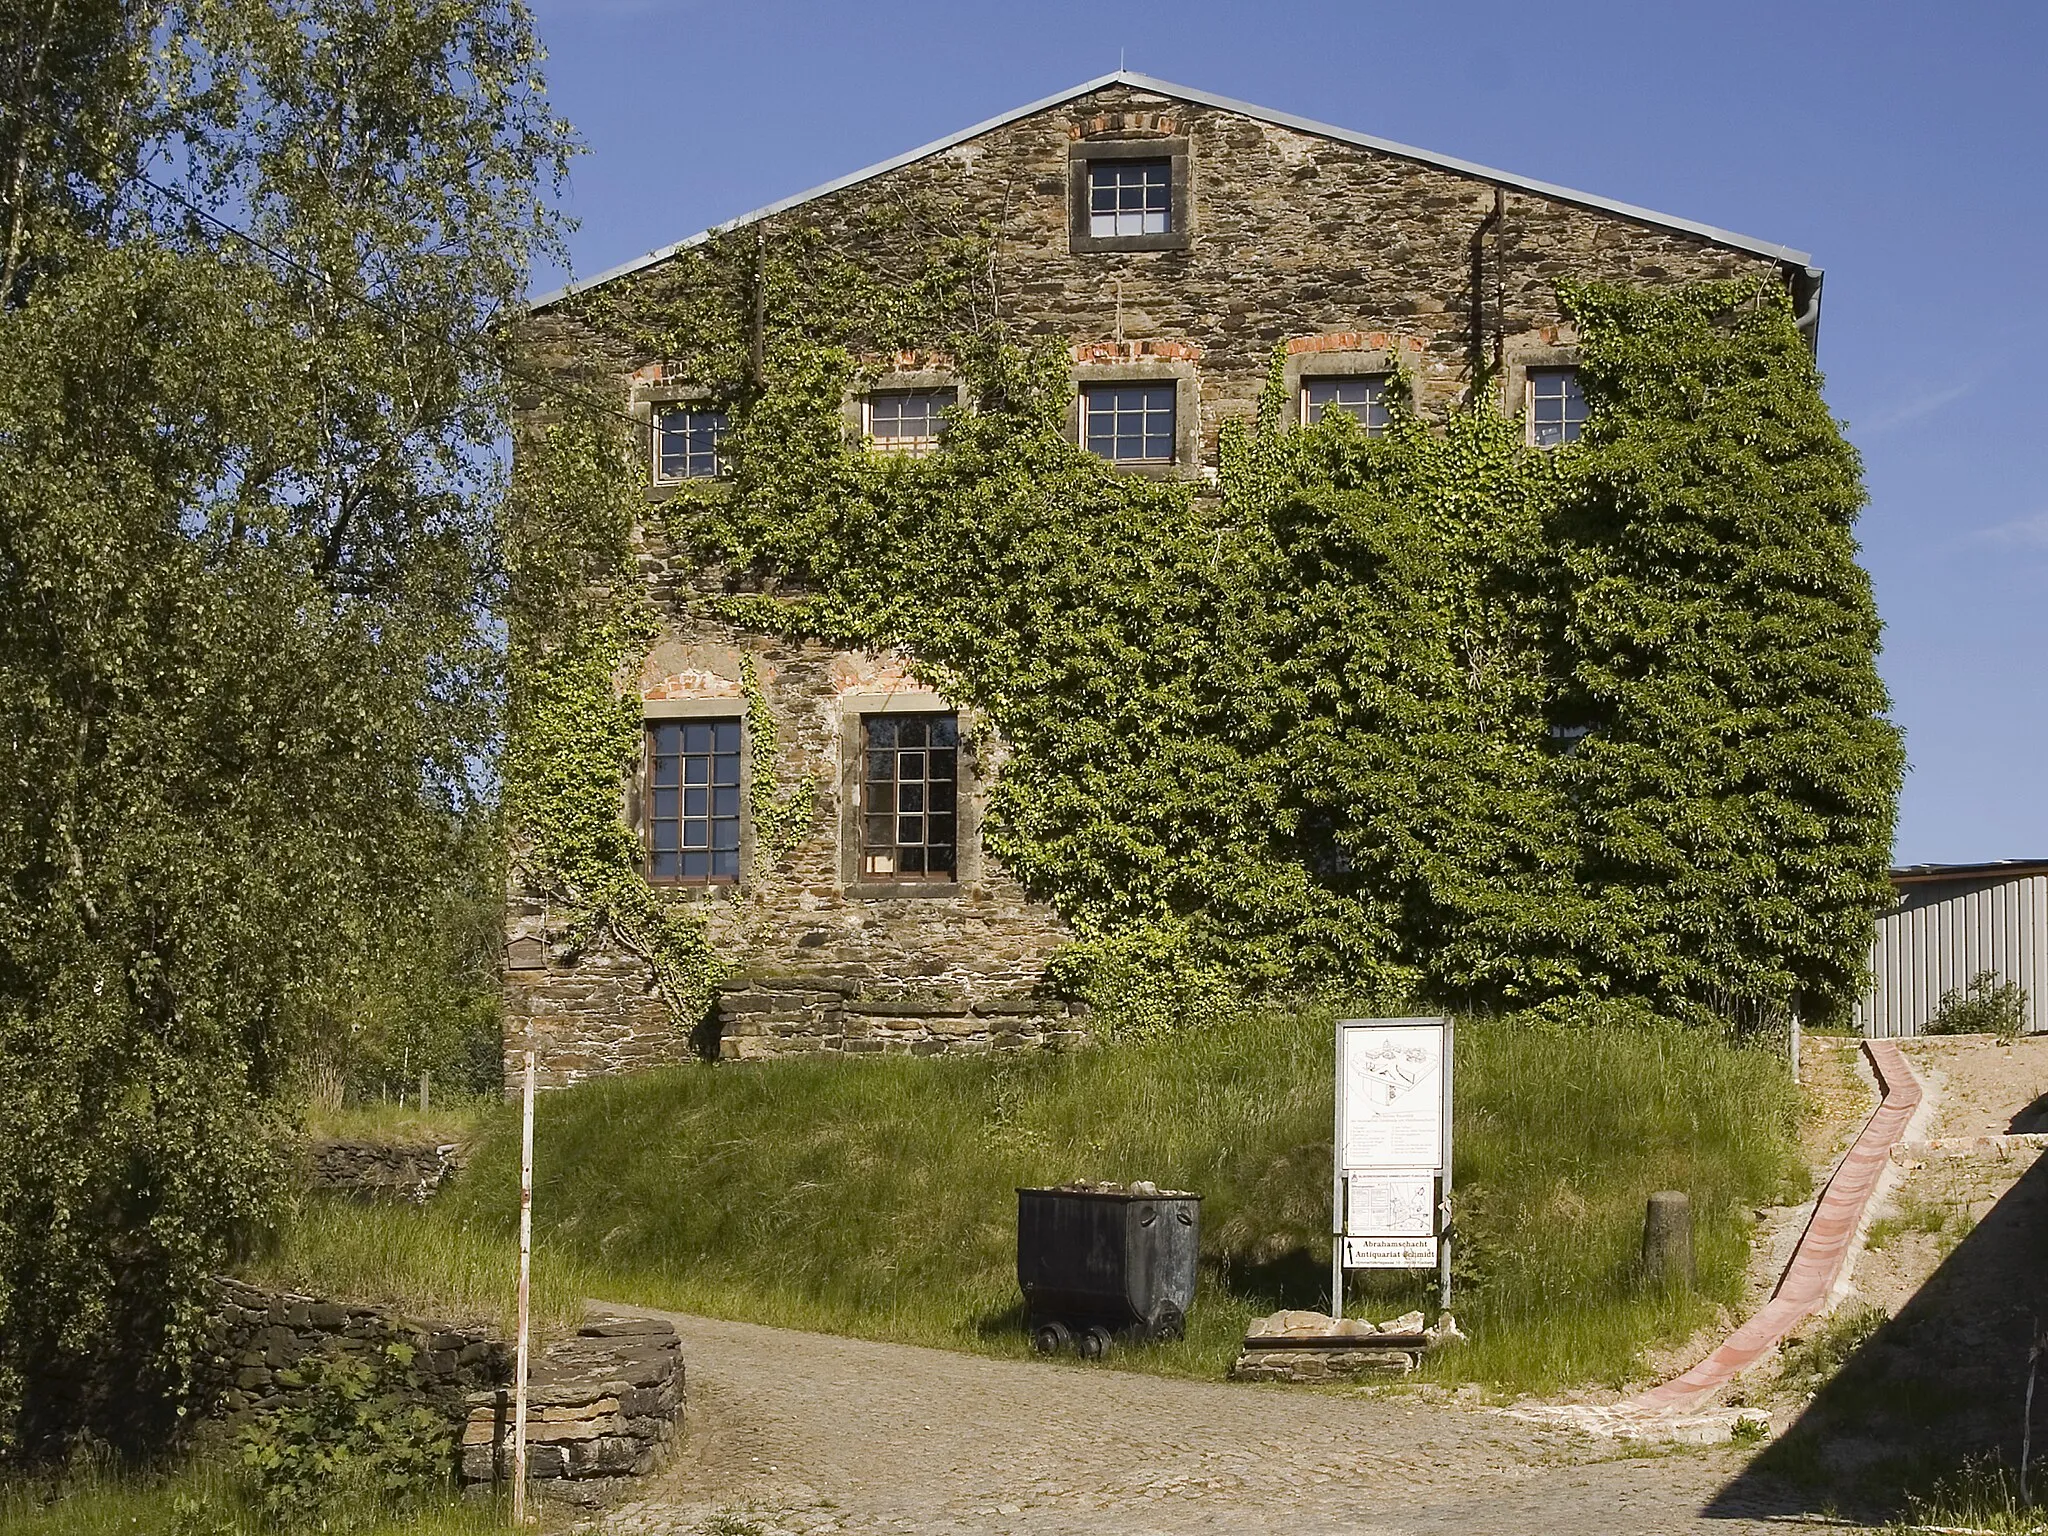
500,420,725,1024
0,1455,501,1535
1777,1301,1888,1394
525,250,1898,1034
299,814,508,1104
1927,970,2029,1039
235,1346,453,1533
433,1008,1804,1393
0,0,570,1461
739,655,815,879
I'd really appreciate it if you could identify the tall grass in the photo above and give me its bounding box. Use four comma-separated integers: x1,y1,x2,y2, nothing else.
243,1198,591,1344
0,1459,506,1535
403,1008,1806,1394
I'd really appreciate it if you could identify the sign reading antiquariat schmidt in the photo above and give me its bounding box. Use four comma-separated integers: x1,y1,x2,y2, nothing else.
1334,1018,1452,1284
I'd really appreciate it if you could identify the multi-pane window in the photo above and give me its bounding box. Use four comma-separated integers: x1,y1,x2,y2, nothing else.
654,408,729,481
1088,160,1171,238
861,714,958,880
1303,376,1391,434
1082,383,1176,464
867,388,956,456
1528,368,1589,448
647,719,742,882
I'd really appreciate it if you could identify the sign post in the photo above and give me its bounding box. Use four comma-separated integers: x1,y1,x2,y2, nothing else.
1332,1017,1453,1318
512,1047,535,1524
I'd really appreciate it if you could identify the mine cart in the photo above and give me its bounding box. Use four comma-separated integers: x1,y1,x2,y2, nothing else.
1016,1183,1201,1359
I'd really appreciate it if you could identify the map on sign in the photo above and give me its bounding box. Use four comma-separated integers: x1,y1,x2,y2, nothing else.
1339,1022,1446,1172
1346,1172,1435,1237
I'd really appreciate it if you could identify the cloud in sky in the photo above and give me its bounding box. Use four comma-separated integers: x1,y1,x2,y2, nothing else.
1974,511,2048,550
1853,380,1976,437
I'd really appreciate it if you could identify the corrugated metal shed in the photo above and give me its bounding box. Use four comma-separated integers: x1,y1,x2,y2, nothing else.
1856,861,2048,1037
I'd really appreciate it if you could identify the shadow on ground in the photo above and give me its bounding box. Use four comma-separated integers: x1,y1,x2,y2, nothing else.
1708,1150,2048,1523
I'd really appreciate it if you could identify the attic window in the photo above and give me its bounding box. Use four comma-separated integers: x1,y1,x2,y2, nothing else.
1528,368,1588,448
1090,160,1170,237
1068,137,1191,254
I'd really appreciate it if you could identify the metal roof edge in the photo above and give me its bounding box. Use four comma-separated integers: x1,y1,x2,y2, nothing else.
1891,860,2048,885
528,71,1126,311
1114,72,1813,269
528,69,1814,313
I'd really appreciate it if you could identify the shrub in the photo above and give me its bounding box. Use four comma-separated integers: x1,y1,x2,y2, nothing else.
235,1344,453,1533
1926,971,2029,1039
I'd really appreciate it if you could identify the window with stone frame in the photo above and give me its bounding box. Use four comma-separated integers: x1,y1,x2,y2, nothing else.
647,718,742,882
653,406,729,481
1302,375,1391,434
1527,367,1589,448
1088,159,1171,238
866,388,956,456
1081,382,1176,465
860,713,958,880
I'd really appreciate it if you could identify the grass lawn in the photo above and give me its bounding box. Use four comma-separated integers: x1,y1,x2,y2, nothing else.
0,1461,510,1536
259,1008,1808,1396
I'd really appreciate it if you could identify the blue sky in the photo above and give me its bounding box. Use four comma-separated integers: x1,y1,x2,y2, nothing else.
526,0,2046,866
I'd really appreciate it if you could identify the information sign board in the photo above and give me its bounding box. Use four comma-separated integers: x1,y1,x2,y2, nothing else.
1339,1022,1446,1171
1343,1235,1438,1269
1332,1017,1453,1306
1345,1171,1435,1237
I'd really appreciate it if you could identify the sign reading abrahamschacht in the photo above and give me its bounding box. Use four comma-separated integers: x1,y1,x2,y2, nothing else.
1332,1017,1453,1309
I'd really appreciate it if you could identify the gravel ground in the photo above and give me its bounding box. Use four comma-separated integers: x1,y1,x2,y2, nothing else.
567,1309,1837,1536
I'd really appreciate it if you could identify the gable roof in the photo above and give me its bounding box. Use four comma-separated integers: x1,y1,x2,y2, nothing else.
529,70,1817,313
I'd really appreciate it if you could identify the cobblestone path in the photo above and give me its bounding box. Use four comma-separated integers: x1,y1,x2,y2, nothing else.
576,1309,1836,1536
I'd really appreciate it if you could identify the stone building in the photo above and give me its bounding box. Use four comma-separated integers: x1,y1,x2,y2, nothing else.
506,71,1824,1087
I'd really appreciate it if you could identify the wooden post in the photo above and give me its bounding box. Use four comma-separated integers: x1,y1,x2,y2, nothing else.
1641,1190,1694,1290
512,1048,536,1524
420,1069,431,1114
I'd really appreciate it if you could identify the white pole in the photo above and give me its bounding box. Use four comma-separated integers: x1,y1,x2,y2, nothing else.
1331,1021,1345,1320
512,1047,535,1524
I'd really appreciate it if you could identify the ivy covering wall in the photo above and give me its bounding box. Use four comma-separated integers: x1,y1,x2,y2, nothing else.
508,211,1900,1036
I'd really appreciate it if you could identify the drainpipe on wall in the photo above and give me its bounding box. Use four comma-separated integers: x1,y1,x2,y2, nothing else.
1790,265,1825,356
1468,186,1504,405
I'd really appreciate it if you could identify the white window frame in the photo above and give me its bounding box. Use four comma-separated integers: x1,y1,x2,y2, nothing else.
652,406,730,483
1300,374,1392,434
863,387,955,458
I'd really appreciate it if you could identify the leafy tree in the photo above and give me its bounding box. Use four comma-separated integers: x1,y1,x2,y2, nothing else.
0,0,570,1458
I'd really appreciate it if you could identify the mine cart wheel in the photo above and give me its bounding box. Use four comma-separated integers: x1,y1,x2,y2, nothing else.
1031,1320,1072,1356
1077,1325,1113,1361
1153,1305,1186,1343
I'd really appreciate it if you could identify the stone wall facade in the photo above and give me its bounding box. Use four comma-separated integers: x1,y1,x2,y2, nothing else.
307,1139,467,1202
508,77,1804,1087
202,1282,684,1503
200,1278,507,1425
462,1315,684,1499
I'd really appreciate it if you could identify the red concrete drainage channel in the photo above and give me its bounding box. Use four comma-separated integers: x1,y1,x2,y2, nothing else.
1503,1039,1933,1444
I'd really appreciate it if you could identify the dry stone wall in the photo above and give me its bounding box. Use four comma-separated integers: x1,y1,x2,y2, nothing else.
202,1283,684,1502
200,1278,507,1425
307,1139,466,1202
462,1315,683,1498
508,80,1796,1086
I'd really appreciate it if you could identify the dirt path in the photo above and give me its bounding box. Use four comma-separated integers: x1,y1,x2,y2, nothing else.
573,1309,1826,1536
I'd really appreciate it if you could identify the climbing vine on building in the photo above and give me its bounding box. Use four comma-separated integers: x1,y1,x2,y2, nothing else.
511,226,1900,1033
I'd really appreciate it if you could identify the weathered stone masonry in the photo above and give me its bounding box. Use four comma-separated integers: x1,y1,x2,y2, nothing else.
507,75,1804,1087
